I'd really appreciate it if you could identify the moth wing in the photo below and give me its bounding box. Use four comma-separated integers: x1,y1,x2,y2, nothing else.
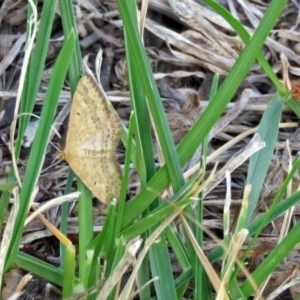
63,75,122,204
76,117,120,152
66,75,120,150
68,153,122,204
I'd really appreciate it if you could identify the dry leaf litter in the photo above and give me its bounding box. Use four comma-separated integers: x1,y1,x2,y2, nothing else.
0,0,300,299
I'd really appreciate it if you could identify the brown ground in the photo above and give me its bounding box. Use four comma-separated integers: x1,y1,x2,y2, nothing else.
0,0,300,299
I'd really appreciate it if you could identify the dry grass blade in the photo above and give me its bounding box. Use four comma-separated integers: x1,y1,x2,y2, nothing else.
97,239,142,300
145,19,234,74
205,134,265,196
24,192,80,226
0,188,19,292
119,207,187,299
217,229,249,300
0,34,25,77
209,89,252,141
65,238,142,300
181,215,225,297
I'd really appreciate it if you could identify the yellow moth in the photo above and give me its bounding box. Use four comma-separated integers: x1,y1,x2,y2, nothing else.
60,75,122,204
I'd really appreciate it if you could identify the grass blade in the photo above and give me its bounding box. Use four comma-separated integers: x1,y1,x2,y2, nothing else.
5,30,76,271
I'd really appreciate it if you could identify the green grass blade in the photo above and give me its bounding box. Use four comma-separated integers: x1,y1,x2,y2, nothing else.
57,0,82,271
5,31,76,271
240,220,300,297
16,252,64,286
149,236,177,299
208,159,300,264
194,75,218,300
118,1,186,298
117,0,184,191
115,113,135,234
119,199,191,242
208,188,300,265
204,0,284,94
249,164,300,235
125,28,155,186
0,0,58,226
104,202,118,272
122,3,156,296
245,92,283,225
122,0,287,228
16,0,58,155
77,180,94,288
62,245,76,298
176,1,287,166
0,182,18,192
286,96,300,119
106,239,126,300
58,0,82,89
60,170,75,268
87,204,115,288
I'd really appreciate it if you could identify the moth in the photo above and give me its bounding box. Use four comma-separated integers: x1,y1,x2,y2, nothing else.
60,75,122,204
